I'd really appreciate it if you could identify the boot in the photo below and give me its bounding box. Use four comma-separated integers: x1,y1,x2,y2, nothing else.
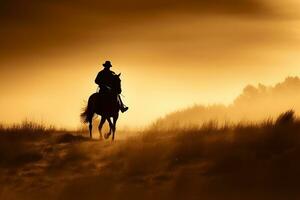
118,95,128,113
120,105,128,113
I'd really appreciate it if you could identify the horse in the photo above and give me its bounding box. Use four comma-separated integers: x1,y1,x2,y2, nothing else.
81,74,122,141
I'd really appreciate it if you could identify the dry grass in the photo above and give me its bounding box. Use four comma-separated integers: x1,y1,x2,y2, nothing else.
1,111,300,200
0,120,88,137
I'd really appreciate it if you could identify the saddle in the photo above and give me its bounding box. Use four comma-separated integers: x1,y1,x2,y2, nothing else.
97,90,118,104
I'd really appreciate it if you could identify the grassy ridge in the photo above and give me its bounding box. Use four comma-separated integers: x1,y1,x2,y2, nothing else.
1,111,300,200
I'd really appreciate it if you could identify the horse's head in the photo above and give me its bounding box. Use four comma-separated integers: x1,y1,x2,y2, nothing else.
112,73,122,94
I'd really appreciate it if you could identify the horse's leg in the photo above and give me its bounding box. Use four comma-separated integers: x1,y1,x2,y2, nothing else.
112,115,118,141
105,117,113,140
89,120,92,139
98,116,106,140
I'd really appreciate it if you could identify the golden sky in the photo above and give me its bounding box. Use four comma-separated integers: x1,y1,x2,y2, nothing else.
1,0,300,128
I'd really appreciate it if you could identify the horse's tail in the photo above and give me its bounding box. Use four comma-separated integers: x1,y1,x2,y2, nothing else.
80,96,95,123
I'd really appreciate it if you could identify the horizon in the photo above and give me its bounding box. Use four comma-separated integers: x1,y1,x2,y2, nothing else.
0,76,299,130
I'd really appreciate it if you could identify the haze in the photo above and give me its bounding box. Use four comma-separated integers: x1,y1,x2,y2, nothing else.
1,0,300,128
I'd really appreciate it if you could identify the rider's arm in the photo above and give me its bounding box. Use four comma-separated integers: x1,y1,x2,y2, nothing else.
95,72,101,85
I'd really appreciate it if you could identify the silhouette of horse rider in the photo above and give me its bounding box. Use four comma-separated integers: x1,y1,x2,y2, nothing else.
81,60,128,140
95,61,128,113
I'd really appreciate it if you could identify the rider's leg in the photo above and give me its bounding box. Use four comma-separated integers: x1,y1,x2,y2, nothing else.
118,95,128,113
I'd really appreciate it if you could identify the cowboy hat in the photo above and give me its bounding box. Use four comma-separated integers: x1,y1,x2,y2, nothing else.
103,61,112,68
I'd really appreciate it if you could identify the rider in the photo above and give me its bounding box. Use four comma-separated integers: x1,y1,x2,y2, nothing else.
95,60,128,113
